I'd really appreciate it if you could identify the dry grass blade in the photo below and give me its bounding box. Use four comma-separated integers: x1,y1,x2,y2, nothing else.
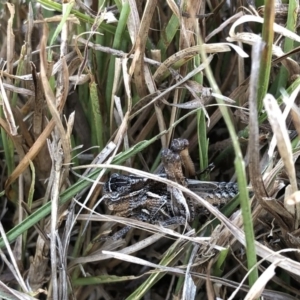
0,281,37,300
48,139,64,300
69,227,174,267
27,234,50,293
102,250,186,275
0,77,17,135
230,259,282,300
40,26,71,169
5,119,56,192
6,3,15,85
182,244,198,300
248,40,269,199
264,94,300,229
0,82,34,96
205,11,243,42
130,0,157,97
0,223,28,293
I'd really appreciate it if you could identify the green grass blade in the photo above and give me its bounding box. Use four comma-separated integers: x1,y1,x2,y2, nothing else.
105,1,130,108
198,38,259,286
48,0,74,49
257,0,275,112
89,81,104,149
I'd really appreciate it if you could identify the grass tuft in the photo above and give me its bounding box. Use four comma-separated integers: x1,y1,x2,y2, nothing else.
1,1,300,299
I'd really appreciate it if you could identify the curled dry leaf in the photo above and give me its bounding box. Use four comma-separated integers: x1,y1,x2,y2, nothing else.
227,14,300,76
229,15,300,43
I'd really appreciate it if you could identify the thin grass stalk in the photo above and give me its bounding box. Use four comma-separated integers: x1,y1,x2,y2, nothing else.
49,142,62,300
22,161,35,253
194,44,208,179
73,274,142,285
176,51,208,295
70,223,86,282
197,38,259,286
0,223,29,293
1,3,15,181
89,81,104,150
